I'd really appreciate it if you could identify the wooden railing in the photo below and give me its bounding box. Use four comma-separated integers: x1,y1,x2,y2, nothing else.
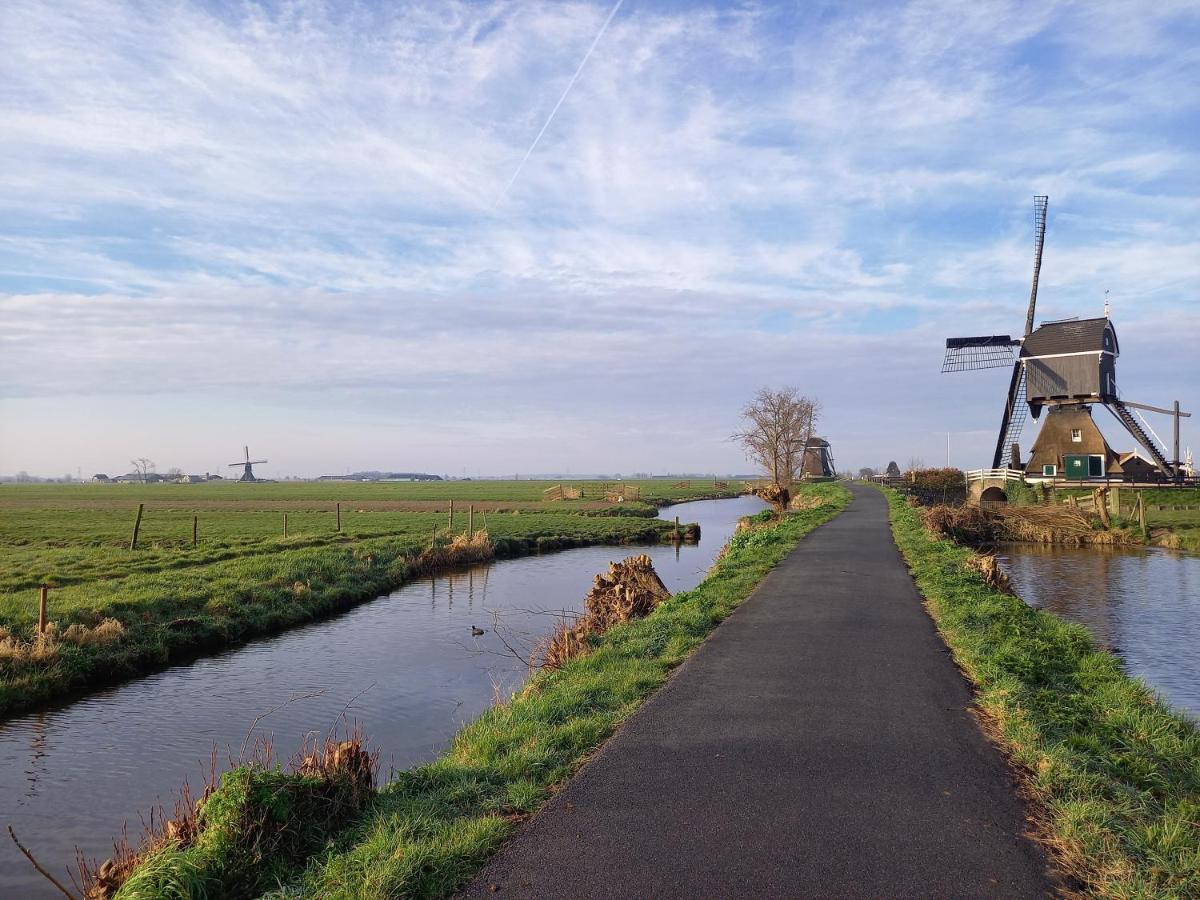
964,468,1026,483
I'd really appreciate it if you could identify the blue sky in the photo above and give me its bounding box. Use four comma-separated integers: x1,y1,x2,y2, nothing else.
1,0,1198,477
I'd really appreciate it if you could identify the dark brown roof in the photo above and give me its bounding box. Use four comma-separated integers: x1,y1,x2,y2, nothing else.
1021,317,1117,358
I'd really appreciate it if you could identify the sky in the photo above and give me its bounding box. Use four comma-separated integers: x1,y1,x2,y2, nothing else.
1,0,1198,479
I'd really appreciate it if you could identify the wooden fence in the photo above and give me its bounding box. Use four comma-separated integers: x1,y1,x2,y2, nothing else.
605,484,641,502
542,484,582,501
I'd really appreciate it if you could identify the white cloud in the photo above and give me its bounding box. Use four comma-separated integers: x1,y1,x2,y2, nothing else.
1,0,1198,474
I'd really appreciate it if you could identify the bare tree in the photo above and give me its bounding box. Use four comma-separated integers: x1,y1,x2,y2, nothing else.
733,387,820,513
857,467,876,480
130,458,155,483
905,456,925,474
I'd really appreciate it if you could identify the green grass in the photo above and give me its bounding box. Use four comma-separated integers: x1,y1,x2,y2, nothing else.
1149,511,1200,551
112,484,850,900
1051,486,1200,551
0,478,744,508
0,481,741,718
881,486,1200,897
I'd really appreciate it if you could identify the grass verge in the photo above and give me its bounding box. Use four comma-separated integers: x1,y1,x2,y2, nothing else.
111,483,850,900
881,487,1200,897
0,515,686,720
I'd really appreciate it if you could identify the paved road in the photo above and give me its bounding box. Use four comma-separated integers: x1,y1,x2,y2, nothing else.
461,485,1058,898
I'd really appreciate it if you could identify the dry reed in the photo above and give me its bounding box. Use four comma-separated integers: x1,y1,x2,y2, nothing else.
75,728,376,900
921,503,1139,547
0,619,125,667
539,555,670,670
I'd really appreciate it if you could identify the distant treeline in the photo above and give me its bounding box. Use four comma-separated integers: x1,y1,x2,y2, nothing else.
316,472,443,482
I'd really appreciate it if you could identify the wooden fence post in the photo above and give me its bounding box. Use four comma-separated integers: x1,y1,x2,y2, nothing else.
468,504,474,535
1095,488,1111,529
192,515,198,547
336,502,341,532
675,515,681,542
448,499,454,530
129,503,144,550
38,586,48,636
284,512,289,537
1137,494,1148,536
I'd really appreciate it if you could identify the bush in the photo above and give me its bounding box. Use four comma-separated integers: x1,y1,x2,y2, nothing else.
904,468,967,506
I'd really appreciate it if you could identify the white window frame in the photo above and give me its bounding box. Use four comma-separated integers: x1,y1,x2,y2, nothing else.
1071,428,1082,442
1043,464,1057,476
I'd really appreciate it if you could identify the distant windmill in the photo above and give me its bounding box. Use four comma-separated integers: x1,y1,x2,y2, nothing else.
229,446,268,482
942,196,1189,481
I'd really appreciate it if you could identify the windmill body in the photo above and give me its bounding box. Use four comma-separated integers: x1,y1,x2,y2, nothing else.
229,446,268,482
801,437,836,478
942,197,1187,483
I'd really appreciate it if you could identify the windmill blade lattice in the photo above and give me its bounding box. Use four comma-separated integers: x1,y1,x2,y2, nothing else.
941,335,1019,372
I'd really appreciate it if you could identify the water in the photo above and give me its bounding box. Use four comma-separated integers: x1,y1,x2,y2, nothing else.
997,543,1200,719
0,496,765,896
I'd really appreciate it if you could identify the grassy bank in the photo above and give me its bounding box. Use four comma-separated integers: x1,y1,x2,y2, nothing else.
0,486,722,718
1050,486,1200,551
108,483,850,900
882,487,1200,897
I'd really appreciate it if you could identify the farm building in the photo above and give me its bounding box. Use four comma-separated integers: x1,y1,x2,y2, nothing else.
1117,451,1163,483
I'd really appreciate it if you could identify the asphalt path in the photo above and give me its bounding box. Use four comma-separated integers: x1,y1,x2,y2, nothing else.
460,484,1058,898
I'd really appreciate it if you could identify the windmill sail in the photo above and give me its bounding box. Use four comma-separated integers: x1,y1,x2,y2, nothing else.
942,335,1018,372
1024,195,1048,337
992,361,1028,468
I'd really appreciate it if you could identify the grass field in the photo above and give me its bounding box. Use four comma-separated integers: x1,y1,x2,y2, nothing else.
1053,486,1200,550
0,480,743,717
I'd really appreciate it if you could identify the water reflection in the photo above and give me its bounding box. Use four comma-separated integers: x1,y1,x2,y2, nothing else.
997,543,1200,720
0,495,764,897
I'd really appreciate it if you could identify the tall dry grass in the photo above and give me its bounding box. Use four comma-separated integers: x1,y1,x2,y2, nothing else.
540,554,670,670
921,503,1139,547
0,618,125,666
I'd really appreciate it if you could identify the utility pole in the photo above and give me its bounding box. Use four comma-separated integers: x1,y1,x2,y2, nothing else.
1175,400,1182,482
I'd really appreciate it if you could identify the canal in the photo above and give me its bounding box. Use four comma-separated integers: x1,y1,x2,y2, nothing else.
998,543,1200,720
0,495,766,897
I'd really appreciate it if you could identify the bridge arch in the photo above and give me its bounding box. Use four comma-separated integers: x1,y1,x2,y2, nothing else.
979,486,1008,503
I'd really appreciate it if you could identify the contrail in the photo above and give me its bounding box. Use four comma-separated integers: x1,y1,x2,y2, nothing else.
499,0,624,199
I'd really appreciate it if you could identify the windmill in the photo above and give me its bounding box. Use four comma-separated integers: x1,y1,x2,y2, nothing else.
229,446,268,482
942,196,1188,481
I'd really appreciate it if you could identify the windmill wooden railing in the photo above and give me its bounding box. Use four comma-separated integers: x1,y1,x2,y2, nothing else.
964,468,1026,484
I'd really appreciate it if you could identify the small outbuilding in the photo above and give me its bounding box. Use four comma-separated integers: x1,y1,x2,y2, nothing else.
1117,451,1163,484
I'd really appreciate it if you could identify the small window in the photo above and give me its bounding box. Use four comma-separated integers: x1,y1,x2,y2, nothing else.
1071,429,1082,442
1043,464,1057,476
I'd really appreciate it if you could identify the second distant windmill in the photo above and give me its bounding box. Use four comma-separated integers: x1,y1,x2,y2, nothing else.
229,446,268,482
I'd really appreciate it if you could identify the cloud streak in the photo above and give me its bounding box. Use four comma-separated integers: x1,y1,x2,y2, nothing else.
500,0,625,200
